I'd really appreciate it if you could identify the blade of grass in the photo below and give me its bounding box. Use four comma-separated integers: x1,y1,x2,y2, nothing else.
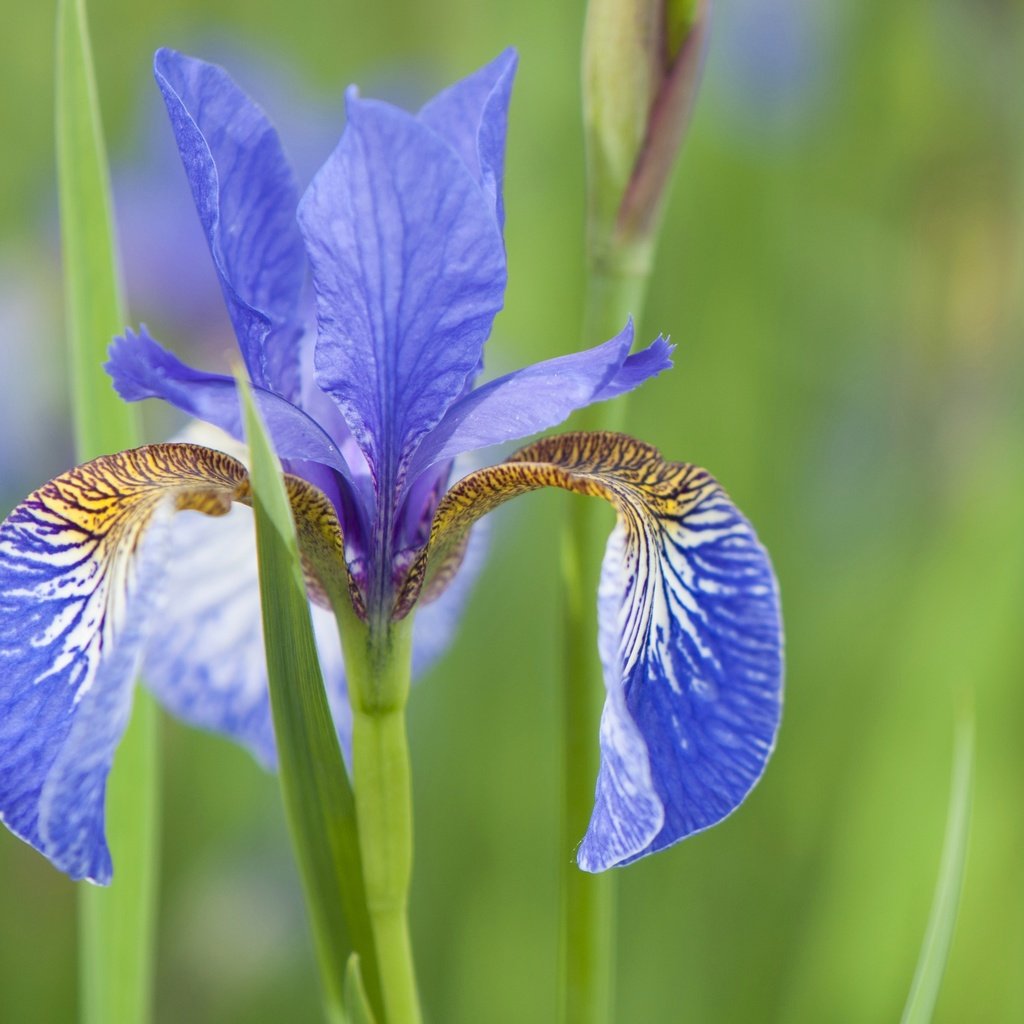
55,2,158,1022
901,707,975,1024
56,0,137,456
239,378,382,1023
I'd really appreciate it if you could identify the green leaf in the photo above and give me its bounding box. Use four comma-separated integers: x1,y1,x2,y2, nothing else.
239,378,383,1022
55,2,159,1023
56,0,137,460
901,708,975,1024
344,955,379,1024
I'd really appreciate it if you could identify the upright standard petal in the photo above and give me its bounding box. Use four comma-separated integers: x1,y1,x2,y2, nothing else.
154,48,306,392
407,321,673,479
396,432,783,871
417,49,517,228
299,91,507,496
0,444,251,881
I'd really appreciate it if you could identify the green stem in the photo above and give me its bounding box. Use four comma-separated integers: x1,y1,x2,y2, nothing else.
558,244,655,1024
339,605,421,1024
352,706,418,1024
559,500,615,1024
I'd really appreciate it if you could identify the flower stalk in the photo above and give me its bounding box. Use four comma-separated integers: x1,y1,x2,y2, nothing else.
559,493,616,1024
561,3,708,1022
337,600,422,1024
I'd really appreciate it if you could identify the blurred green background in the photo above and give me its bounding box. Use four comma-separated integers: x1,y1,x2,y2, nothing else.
1,0,1022,1021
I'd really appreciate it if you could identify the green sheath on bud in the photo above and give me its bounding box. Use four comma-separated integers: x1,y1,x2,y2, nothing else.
582,0,708,263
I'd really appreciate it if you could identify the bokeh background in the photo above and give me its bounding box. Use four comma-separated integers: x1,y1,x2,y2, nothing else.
2,0,1022,1021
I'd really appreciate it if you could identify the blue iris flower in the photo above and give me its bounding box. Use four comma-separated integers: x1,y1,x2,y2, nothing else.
0,48,782,883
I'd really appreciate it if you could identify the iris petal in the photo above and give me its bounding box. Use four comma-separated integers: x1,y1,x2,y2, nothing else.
154,48,305,394
142,491,480,768
298,89,507,496
140,503,276,764
0,444,250,881
106,328,363,502
418,48,517,228
398,432,783,870
406,321,673,479
140,499,352,767
582,468,781,869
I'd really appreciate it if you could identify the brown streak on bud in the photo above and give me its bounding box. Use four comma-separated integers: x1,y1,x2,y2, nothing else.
617,0,709,242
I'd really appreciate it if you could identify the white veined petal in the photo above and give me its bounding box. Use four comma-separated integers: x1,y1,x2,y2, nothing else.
405,432,783,872
582,473,783,870
0,444,248,881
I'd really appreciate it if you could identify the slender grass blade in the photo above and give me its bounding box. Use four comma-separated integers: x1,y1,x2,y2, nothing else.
55,2,158,1022
901,709,975,1024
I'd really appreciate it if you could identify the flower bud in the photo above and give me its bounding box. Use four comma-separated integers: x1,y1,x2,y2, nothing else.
583,0,709,262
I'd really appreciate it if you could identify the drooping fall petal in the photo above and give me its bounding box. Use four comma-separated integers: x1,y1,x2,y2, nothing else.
398,432,783,869
0,444,250,881
137,497,353,767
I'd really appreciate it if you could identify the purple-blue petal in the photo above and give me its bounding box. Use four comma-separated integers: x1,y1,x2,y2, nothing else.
298,90,507,497
140,502,276,767
106,328,361,496
107,327,244,434
154,48,306,393
406,322,672,480
0,490,172,882
592,335,674,401
417,49,517,228
579,476,783,871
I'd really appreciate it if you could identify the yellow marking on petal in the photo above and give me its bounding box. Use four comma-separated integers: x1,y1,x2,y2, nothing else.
393,431,715,619
417,530,471,607
282,474,364,618
231,471,359,614
30,444,248,553
13,443,355,628
0,445,252,700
